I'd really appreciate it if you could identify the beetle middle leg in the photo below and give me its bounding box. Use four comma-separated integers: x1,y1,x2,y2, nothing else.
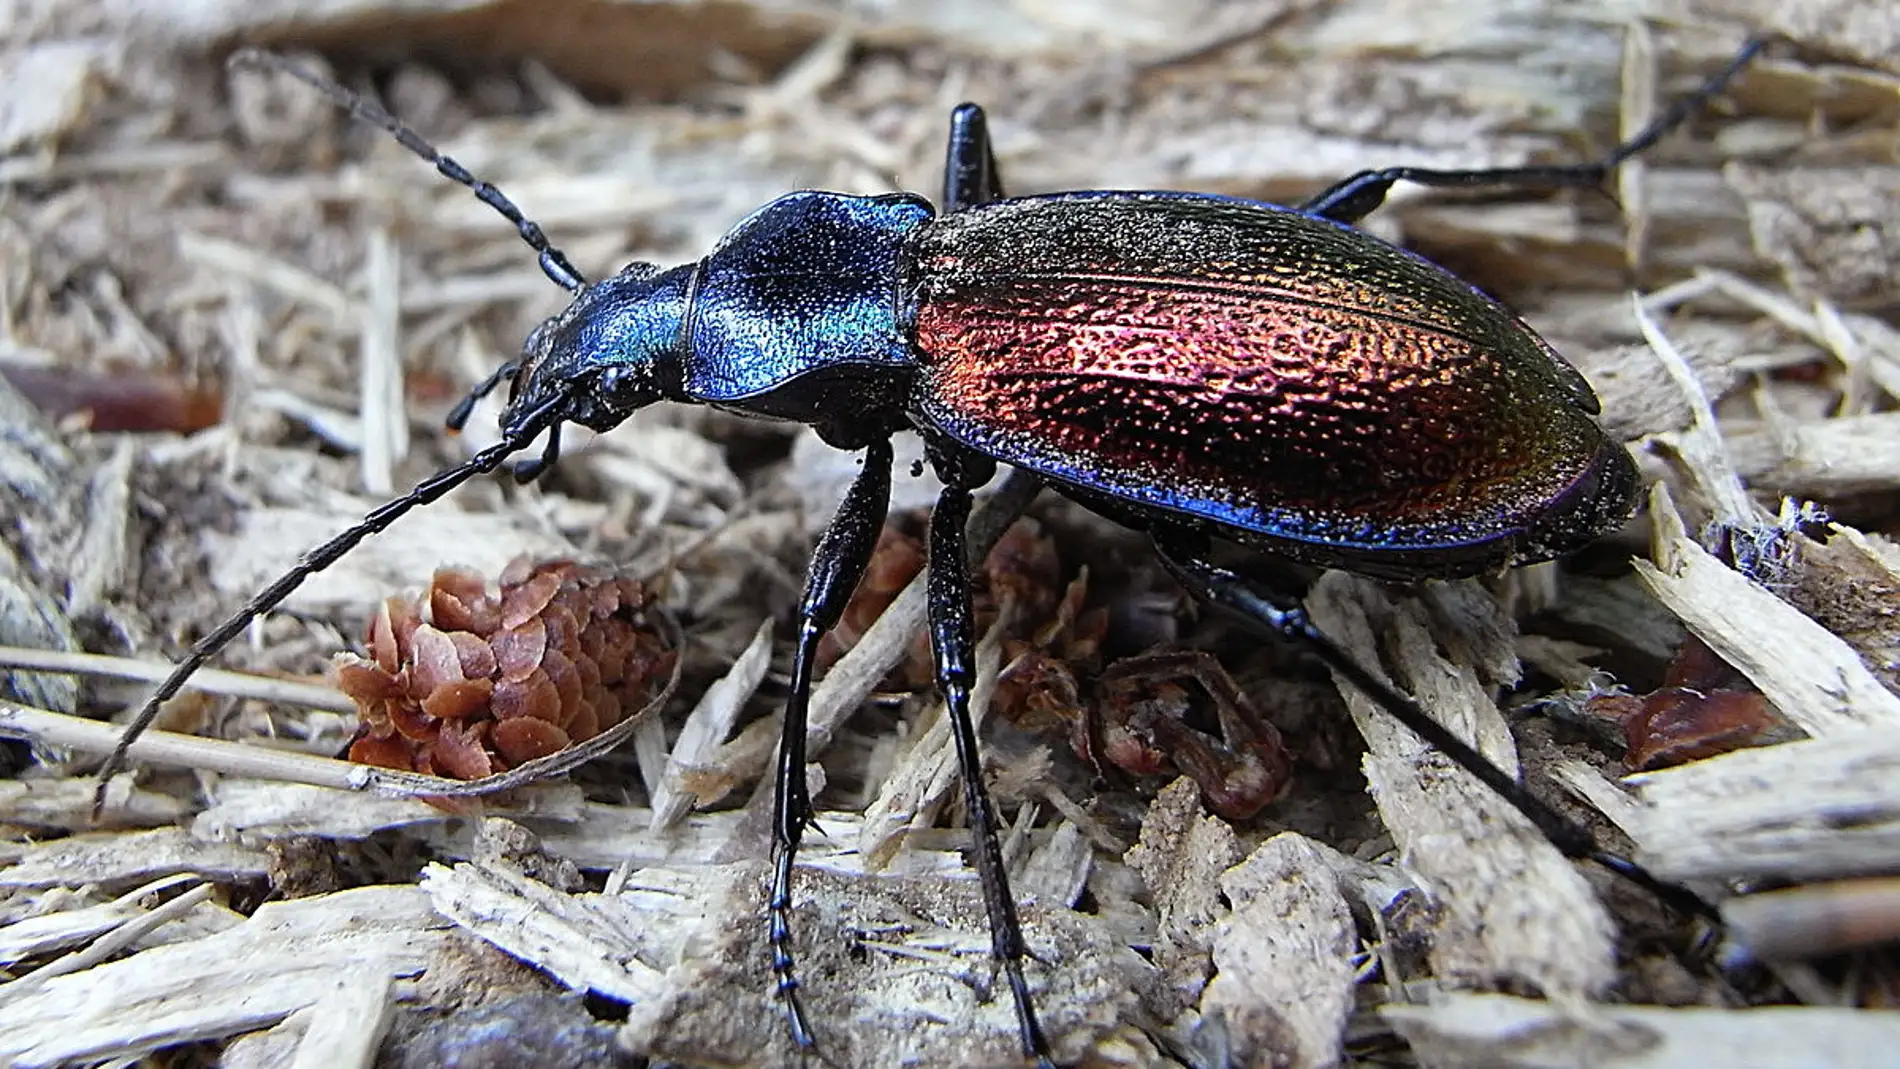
926,437,1055,1068
1152,531,1711,919
944,103,1007,210
1299,36,1766,224
769,436,895,1053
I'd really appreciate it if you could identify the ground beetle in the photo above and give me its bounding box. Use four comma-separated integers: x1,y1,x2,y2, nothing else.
101,37,1770,1066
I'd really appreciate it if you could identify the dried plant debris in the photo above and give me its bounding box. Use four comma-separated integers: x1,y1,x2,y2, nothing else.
1723,876,1900,961
0,363,223,435
1,3,1898,1067
1582,634,1800,771
614,862,1148,1067
1199,833,1358,1069
0,886,462,1066
825,512,1295,819
1385,992,1900,1069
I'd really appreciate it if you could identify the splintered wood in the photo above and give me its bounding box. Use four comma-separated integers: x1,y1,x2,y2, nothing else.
3,1,1899,1067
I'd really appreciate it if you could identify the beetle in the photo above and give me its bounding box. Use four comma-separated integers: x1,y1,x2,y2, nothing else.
97,37,1769,1066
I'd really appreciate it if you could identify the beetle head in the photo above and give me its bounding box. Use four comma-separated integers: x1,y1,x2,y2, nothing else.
501,261,694,440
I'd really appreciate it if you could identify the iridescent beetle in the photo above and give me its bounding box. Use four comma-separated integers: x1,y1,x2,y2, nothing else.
102,39,1768,1066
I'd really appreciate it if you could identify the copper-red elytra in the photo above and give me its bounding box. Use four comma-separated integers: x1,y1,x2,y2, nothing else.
97,37,1772,1066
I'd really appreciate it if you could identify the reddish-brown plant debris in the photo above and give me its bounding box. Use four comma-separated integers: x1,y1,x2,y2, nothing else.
0,362,224,434
815,521,931,685
336,559,676,778
1584,635,1799,771
825,513,1291,819
816,512,1066,689
994,572,1292,821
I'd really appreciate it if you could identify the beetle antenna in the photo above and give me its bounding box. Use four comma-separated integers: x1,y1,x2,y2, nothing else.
92,394,568,819
228,48,588,293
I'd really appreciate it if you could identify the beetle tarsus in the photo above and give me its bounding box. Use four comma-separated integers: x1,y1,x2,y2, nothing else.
1598,35,1770,171
770,842,821,1052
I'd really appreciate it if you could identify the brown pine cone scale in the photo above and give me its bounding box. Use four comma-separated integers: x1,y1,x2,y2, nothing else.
337,559,674,779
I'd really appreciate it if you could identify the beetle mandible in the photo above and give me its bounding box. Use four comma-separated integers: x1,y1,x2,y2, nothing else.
100,37,1770,1067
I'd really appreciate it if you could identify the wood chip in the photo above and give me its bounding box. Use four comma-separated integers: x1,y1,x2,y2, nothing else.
0,826,273,889
421,859,668,1004
649,615,772,830
1384,992,1900,1069
1635,483,1900,735
1723,876,1900,960
1201,833,1358,1069
1619,726,1900,883
1123,777,1239,1021
1306,575,1616,1000
0,40,112,153
0,886,460,1067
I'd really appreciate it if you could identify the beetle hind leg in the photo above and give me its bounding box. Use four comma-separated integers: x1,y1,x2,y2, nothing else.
1300,35,1767,223
1152,532,1713,920
943,103,1008,210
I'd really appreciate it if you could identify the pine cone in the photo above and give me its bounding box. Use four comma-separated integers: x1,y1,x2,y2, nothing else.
336,559,675,779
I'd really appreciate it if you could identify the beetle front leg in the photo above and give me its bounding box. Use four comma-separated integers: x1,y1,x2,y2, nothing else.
944,103,1007,210
1150,531,1713,919
770,435,895,1053
925,443,1054,1069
